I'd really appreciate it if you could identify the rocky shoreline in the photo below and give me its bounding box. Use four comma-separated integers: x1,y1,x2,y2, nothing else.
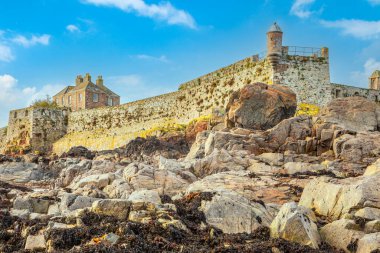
1,87,380,252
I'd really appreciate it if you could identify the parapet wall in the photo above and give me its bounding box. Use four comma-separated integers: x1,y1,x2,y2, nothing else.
331,83,380,102
53,57,273,153
274,56,332,105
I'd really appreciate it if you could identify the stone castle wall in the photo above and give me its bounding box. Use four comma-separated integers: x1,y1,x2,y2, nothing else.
274,56,332,106
5,49,380,155
331,83,380,101
30,109,69,154
0,127,7,152
53,57,273,153
2,108,69,154
5,108,33,152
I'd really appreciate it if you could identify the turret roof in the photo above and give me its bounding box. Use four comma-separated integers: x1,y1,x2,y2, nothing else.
268,22,282,33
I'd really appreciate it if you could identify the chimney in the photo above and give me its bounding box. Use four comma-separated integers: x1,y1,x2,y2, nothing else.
84,73,91,83
75,75,83,86
96,75,104,86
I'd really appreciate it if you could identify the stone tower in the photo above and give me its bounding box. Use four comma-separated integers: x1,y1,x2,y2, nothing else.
267,22,283,68
369,70,380,90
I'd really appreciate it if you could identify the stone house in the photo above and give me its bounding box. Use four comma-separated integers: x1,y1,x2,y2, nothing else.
53,73,120,111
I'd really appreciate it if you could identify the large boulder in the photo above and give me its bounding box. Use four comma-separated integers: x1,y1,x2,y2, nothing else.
225,83,297,130
320,219,365,253
270,202,321,249
123,163,196,196
318,97,380,132
200,190,274,234
299,174,380,220
357,232,380,253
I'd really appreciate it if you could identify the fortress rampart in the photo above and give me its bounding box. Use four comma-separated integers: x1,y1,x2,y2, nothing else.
2,23,380,155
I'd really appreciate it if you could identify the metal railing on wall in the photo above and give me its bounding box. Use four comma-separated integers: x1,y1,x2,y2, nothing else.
285,46,322,57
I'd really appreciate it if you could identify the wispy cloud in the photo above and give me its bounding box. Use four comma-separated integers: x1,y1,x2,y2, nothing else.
0,44,14,62
351,58,380,86
66,24,80,33
0,31,51,62
0,74,64,126
290,0,316,18
81,0,197,29
133,54,169,63
12,34,51,47
368,0,380,5
321,19,380,39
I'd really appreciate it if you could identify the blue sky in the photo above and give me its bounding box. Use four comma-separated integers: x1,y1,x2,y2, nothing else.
1,0,380,126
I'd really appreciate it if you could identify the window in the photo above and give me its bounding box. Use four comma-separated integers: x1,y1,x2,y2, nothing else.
14,112,17,118
108,98,113,106
68,96,72,104
62,97,64,105
335,89,342,98
78,93,82,102
93,93,99,102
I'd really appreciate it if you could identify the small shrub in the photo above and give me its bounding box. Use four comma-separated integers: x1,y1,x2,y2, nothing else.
30,95,59,109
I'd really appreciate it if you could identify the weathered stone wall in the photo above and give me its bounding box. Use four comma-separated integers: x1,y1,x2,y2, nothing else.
0,127,7,153
5,108,33,152
53,57,273,154
331,83,380,102
30,108,69,154
1,108,68,154
274,56,332,106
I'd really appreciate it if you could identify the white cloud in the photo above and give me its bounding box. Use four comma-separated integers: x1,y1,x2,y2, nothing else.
82,0,196,29
134,54,169,63
12,34,51,47
290,0,316,18
321,19,380,39
0,44,14,62
66,24,81,33
351,58,380,86
0,74,64,126
368,0,380,5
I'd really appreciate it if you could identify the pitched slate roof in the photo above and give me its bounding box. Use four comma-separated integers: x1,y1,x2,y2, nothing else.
54,80,119,98
54,86,74,97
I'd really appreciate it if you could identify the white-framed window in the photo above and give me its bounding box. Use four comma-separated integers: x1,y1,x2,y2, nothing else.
93,93,99,102
68,96,72,104
108,98,113,106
